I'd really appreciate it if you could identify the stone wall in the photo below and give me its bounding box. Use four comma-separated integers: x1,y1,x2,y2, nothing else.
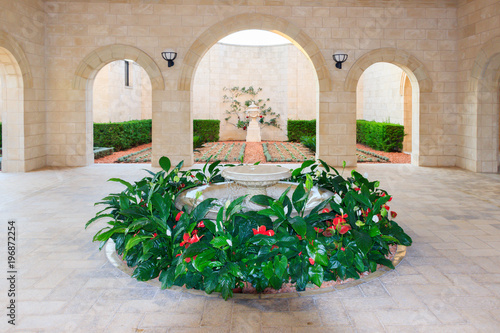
192,42,317,141
456,0,500,172
356,62,404,125
93,60,152,123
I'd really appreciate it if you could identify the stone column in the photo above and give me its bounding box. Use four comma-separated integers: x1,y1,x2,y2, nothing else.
245,103,261,142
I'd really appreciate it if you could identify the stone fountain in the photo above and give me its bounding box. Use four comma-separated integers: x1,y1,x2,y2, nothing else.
175,164,333,219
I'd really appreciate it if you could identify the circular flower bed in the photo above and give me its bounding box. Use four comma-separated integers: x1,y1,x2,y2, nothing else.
87,157,412,300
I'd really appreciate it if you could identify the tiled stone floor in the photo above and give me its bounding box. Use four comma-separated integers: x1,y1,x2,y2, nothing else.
0,163,499,332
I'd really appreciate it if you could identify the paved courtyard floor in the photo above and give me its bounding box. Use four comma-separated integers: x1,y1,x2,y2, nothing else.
0,163,499,332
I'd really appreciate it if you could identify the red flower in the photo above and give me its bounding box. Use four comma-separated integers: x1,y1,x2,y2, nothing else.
152,233,158,238
185,257,191,263
243,126,247,130
339,224,351,235
271,245,279,250
190,175,195,178
197,221,205,228
390,211,397,218
321,208,330,213
341,247,345,251
297,235,303,240
332,214,347,227
298,251,302,256
175,253,181,257
384,205,390,210
260,115,263,118
308,258,315,265
175,211,183,222
354,187,361,192
252,225,274,236
314,227,324,233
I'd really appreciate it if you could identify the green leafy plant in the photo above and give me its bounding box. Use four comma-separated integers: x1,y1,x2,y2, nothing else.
300,135,316,153
94,119,152,151
288,120,316,142
223,86,280,131
87,157,412,300
194,120,220,143
356,120,404,152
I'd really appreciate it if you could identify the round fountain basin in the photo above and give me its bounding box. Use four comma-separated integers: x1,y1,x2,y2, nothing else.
221,165,291,188
175,182,334,220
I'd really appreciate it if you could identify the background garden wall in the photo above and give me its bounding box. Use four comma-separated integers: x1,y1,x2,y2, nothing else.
192,43,317,141
93,60,152,123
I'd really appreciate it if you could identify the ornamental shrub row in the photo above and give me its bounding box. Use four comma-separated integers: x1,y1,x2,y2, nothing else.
94,120,152,151
288,120,316,142
194,120,220,144
356,120,404,152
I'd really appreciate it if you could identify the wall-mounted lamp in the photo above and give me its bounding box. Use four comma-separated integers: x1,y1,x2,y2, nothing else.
333,53,348,69
161,50,177,67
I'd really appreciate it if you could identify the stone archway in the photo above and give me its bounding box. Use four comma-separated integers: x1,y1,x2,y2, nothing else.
345,48,433,166
173,13,332,166
72,44,165,166
467,36,500,173
0,30,34,172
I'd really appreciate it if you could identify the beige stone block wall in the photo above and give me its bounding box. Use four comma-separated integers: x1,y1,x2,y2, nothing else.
192,42,317,142
0,0,47,172
356,62,404,125
456,0,500,172
5,0,496,171
93,60,152,123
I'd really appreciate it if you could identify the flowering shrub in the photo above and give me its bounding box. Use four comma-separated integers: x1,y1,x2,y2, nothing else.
87,157,412,300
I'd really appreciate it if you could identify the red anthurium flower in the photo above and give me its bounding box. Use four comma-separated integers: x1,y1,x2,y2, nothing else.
271,245,279,250
314,227,324,233
308,258,315,265
297,235,303,240
298,251,302,256
384,205,390,210
260,115,263,118
321,208,330,213
175,253,181,257
175,211,184,222
332,214,347,227
354,187,361,192
341,247,345,251
152,233,158,238
243,126,247,130
390,211,397,218
339,224,351,235
253,225,274,236
197,221,205,228
185,257,191,263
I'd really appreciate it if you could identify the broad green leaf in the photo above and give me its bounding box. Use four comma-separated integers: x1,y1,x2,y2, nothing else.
191,198,217,222
193,250,216,272
274,255,288,279
159,266,176,289
125,235,151,252
159,156,171,172
354,255,365,272
108,178,134,192
308,264,324,287
289,216,307,236
93,227,127,242
352,230,372,256
132,261,159,281
263,261,274,280
250,195,273,207
211,236,230,249
292,183,307,213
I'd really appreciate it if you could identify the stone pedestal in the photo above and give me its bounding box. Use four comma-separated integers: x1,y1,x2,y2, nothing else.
245,103,261,142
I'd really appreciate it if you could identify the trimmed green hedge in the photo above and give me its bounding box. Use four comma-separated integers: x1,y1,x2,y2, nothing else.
356,120,404,152
194,119,219,143
94,119,152,151
287,120,316,142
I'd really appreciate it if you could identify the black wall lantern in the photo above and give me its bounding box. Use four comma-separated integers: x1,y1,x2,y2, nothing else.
161,50,177,67
333,53,348,69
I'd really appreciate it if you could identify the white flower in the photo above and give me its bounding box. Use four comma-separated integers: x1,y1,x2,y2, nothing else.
166,228,171,236
334,194,342,205
373,215,379,223
227,239,232,246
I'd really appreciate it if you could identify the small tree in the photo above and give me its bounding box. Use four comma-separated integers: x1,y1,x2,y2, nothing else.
223,86,280,130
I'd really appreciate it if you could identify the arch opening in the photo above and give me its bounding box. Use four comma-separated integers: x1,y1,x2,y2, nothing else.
356,62,415,163
73,45,164,166
0,47,24,172
177,14,331,167
191,29,319,161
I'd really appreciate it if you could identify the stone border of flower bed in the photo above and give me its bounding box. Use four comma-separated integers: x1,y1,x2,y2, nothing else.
105,240,406,299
